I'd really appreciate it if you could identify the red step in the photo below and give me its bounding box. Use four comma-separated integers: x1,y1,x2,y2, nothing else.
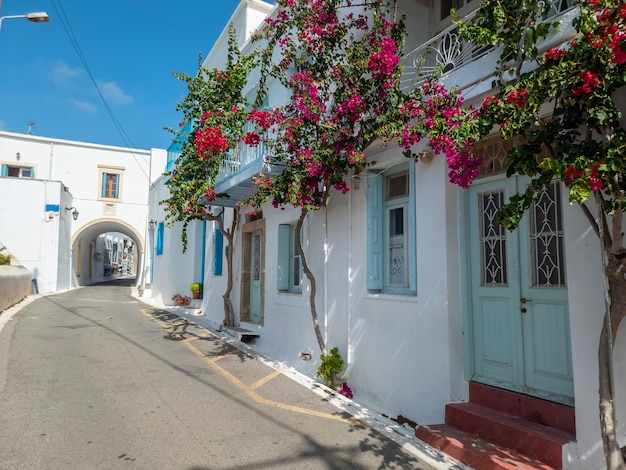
416,424,556,470
469,382,575,436
445,403,573,468
415,383,576,470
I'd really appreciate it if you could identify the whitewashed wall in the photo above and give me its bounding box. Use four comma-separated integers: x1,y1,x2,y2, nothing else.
0,131,166,287
0,177,72,293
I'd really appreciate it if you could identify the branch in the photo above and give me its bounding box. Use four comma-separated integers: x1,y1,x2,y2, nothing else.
597,191,614,252
579,200,601,239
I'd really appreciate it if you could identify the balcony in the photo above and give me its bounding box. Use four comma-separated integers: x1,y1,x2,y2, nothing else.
212,121,283,208
400,0,578,100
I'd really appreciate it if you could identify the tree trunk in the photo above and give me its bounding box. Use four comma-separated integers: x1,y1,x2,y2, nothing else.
216,209,238,327
295,208,327,356
594,196,626,470
598,311,624,470
602,252,626,469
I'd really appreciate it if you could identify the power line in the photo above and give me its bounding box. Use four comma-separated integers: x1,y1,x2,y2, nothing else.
50,0,153,183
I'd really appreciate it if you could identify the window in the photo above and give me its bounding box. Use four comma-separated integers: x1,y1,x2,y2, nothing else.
1,164,34,178
440,0,477,20
102,173,119,198
367,163,416,295
98,165,124,201
277,223,303,293
156,222,164,256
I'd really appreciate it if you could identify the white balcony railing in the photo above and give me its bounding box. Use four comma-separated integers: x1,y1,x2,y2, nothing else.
400,0,576,90
216,120,269,183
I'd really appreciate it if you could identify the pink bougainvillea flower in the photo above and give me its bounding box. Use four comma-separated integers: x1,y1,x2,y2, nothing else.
545,48,566,61
506,88,529,108
196,126,228,159
242,132,261,147
572,70,600,96
339,382,353,399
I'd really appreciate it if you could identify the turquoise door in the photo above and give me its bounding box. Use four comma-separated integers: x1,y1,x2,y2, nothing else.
468,177,574,405
249,230,262,323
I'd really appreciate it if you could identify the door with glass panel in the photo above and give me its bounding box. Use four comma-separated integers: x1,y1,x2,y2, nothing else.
249,230,263,323
468,176,574,405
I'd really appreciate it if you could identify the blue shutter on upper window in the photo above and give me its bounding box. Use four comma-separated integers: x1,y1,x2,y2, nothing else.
29,167,35,178
213,226,223,275
277,224,290,291
367,173,384,291
1,164,7,177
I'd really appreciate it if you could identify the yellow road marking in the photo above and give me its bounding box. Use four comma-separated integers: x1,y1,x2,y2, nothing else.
140,308,360,425
250,370,281,390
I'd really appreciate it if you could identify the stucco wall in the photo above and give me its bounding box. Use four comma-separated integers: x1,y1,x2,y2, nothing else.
0,266,32,312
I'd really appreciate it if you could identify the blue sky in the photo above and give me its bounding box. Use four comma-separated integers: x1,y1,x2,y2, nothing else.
0,0,255,150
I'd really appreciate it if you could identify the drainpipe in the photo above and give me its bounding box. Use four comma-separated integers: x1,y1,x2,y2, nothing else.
323,206,329,348
48,142,54,181
347,180,353,366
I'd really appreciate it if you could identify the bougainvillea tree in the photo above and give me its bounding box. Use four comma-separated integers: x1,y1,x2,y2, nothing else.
458,1,626,467
241,0,486,361
163,28,257,327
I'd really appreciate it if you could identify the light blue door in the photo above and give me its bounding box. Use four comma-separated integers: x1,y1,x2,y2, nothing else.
249,230,262,323
468,177,574,405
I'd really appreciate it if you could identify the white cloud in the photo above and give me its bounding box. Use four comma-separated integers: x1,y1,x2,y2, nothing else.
52,61,82,85
67,98,97,114
0,120,6,131
98,81,133,105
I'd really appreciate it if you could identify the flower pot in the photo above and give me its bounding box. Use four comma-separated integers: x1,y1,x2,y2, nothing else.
192,291,201,299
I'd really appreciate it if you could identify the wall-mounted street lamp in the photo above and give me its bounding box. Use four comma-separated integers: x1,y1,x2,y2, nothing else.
0,12,49,32
65,206,79,221
148,219,157,230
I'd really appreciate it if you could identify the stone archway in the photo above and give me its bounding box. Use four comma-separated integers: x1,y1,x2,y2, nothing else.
69,218,145,286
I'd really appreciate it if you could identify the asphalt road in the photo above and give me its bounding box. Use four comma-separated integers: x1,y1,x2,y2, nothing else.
0,281,451,470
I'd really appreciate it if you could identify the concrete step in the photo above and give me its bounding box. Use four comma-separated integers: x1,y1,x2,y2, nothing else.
415,383,576,469
444,402,573,469
416,424,557,470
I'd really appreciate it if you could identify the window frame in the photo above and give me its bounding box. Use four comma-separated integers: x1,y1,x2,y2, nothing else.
98,165,124,201
1,163,35,179
277,223,303,294
367,162,417,296
439,0,477,22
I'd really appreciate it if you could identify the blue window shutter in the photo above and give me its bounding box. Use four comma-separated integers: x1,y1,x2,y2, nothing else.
101,173,107,198
1,164,7,177
113,174,119,198
367,173,383,290
156,222,164,255
29,167,35,178
213,226,223,275
409,162,417,293
277,224,290,291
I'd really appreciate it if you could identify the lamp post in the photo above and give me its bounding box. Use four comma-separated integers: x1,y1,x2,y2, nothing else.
0,11,49,32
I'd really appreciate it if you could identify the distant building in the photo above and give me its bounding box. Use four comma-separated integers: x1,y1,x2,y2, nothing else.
0,131,166,293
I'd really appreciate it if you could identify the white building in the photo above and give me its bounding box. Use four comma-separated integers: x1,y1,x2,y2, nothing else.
147,1,626,469
0,131,166,293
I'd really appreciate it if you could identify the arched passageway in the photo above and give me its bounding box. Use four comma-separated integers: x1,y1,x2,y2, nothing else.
69,218,145,287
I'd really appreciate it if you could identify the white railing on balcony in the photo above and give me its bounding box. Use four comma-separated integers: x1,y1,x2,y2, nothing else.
400,0,576,89
216,120,269,183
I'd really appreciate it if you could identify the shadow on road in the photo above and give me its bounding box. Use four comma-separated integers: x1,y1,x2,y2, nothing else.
91,276,137,287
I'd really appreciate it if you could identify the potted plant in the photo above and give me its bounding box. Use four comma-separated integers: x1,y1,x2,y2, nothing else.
189,282,203,299
171,293,190,306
